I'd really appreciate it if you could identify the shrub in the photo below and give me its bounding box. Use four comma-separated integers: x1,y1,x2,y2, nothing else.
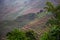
6,29,37,40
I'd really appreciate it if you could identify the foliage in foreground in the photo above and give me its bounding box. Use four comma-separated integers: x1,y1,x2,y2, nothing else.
40,25,60,40
40,2,60,40
6,29,37,40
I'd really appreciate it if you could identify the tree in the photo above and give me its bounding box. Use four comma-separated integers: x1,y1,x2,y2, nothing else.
44,2,60,25
44,2,55,12
44,2,60,20
40,2,60,40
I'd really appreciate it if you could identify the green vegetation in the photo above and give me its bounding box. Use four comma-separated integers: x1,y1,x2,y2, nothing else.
36,11,48,19
6,29,26,40
40,25,60,40
40,2,60,40
6,29,37,40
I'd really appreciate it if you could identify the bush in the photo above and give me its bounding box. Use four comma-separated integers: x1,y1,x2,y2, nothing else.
40,25,60,40
6,29,27,40
6,29,37,40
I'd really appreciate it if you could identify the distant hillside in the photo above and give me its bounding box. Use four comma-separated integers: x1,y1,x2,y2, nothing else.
15,13,36,21
0,12,39,38
0,13,37,34
0,11,50,29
